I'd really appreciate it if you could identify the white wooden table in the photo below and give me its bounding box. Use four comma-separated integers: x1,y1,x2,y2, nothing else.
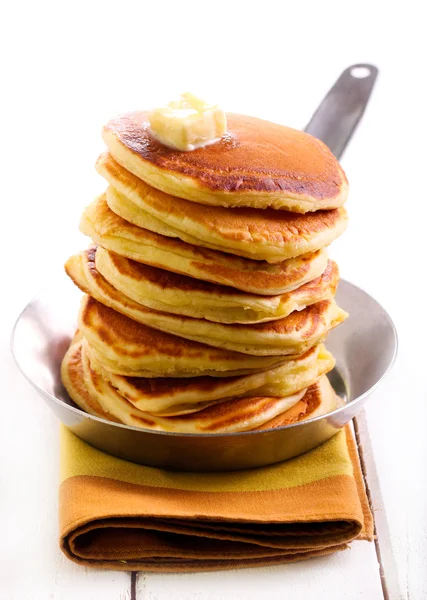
1,1,426,598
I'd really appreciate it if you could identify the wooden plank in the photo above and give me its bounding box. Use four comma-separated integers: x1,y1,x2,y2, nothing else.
354,412,403,600
1,346,131,600
136,543,384,599
356,366,427,600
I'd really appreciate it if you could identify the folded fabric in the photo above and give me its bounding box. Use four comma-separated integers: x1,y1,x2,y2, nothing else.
59,425,373,572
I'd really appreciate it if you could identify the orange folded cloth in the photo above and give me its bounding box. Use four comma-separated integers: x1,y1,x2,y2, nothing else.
59,425,373,571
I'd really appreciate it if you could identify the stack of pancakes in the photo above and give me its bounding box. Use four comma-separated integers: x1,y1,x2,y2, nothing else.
61,112,349,434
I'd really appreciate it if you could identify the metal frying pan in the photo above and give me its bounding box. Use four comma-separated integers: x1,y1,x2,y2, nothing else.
12,64,395,472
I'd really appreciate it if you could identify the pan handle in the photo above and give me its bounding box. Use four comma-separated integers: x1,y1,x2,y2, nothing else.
304,64,379,160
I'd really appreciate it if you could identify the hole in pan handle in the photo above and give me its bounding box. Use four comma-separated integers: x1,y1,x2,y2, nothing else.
304,63,379,160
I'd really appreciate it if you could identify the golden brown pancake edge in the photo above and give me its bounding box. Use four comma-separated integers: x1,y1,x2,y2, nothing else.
103,112,348,212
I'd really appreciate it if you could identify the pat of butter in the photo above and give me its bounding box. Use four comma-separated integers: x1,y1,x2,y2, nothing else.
148,93,227,151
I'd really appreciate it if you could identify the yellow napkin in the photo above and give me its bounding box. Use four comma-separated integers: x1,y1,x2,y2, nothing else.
59,425,373,571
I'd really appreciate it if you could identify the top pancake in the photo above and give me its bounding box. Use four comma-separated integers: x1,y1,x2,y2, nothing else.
102,112,348,213
97,152,348,263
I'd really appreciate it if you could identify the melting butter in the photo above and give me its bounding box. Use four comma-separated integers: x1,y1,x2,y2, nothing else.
148,93,227,151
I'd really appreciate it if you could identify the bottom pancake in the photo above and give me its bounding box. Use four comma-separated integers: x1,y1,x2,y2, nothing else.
61,338,337,433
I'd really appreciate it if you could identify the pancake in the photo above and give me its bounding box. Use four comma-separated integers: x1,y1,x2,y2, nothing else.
60,336,120,422
97,152,348,263
102,112,348,213
254,375,338,430
67,249,346,356
80,195,331,295
78,296,291,377
95,246,337,324
89,343,335,416
106,184,347,263
70,244,336,326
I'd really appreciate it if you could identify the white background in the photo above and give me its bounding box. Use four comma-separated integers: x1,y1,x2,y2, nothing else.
1,1,426,598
